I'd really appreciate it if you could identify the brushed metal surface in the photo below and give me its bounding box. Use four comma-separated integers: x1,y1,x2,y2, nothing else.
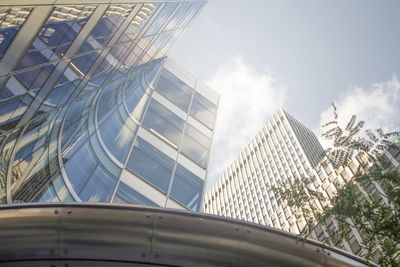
0,203,375,267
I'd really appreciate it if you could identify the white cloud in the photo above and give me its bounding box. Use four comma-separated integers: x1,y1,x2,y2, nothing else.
318,75,400,149
205,56,286,189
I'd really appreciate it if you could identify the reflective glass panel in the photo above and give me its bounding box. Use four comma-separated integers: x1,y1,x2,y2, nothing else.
177,3,203,29
136,4,159,31
61,120,88,155
145,3,177,37
12,157,51,202
64,142,97,194
89,5,134,46
125,82,150,122
71,51,99,76
185,123,211,148
44,78,80,106
98,110,137,163
16,38,58,71
1,76,26,99
146,60,162,85
155,69,193,111
16,6,94,71
181,124,211,168
97,78,123,119
38,184,59,202
0,93,32,131
61,96,91,151
159,28,183,54
110,41,130,61
126,137,174,192
164,3,191,31
152,31,170,50
170,164,203,212
0,7,34,58
89,131,122,178
12,113,54,179
39,5,95,55
125,69,144,96
113,182,157,206
53,174,74,201
142,99,184,146
16,60,57,91
89,69,112,87
79,164,117,202
189,92,217,129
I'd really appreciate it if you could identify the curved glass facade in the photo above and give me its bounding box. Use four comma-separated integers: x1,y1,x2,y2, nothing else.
0,1,216,213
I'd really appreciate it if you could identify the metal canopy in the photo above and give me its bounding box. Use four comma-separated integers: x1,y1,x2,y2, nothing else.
0,203,373,266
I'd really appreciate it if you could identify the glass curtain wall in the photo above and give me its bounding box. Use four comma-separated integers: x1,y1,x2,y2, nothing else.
0,1,215,213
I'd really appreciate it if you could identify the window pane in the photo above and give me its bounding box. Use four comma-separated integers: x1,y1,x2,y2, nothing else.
152,31,169,50
38,184,59,203
137,4,159,31
146,60,163,85
39,5,95,55
181,124,210,168
44,78,80,106
145,3,177,36
185,123,211,148
98,110,137,163
0,93,32,131
125,84,151,122
142,99,184,146
16,60,57,91
170,164,203,212
79,164,117,202
64,142,97,194
86,5,134,47
177,3,203,29
190,92,217,129
61,96,91,152
97,78,123,119
125,66,145,96
164,3,191,31
15,6,94,72
89,69,112,87
71,51,99,75
159,28,183,54
53,174,74,201
113,182,157,206
124,69,151,122
0,7,34,58
126,137,174,192
155,69,193,111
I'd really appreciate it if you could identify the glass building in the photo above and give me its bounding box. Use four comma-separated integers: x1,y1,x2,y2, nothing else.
0,1,219,212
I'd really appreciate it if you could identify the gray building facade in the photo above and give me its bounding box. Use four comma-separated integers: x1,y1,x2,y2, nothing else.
204,109,326,229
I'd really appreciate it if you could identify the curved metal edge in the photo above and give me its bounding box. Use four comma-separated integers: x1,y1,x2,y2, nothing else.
0,203,377,266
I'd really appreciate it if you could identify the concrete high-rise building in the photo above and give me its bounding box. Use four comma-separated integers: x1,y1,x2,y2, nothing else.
203,109,383,255
383,135,400,167
0,1,219,212
204,109,325,228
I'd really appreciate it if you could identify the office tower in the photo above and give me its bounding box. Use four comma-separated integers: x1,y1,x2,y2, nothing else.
203,109,377,254
204,109,325,226
383,135,400,167
0,1,219,212
0,1,206,129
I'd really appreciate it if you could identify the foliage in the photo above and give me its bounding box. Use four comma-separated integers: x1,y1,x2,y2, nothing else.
321,103,398,167
272,103,400,266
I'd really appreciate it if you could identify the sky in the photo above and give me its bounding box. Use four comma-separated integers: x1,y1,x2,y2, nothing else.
169,0,400,190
